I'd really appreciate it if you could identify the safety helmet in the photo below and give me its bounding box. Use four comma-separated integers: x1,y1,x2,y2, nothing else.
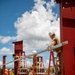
49,32,55,36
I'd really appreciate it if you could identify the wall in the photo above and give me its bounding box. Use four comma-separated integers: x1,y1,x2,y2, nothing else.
60,4,75,75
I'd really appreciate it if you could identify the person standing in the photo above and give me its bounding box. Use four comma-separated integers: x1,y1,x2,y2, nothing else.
11,69,14,75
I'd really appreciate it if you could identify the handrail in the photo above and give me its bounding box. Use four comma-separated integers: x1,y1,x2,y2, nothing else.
0,41,68,66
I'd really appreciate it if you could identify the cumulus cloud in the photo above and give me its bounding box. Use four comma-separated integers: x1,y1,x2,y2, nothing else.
0,36,16,44
0,61,2,68
0,61,2,65
14,0,60,55
0,0,60,67
0,47,14,54
33,50,37,53
27,61,33,67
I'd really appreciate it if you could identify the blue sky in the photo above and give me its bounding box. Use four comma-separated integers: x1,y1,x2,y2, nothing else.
0,0,34,36
0,0,60,68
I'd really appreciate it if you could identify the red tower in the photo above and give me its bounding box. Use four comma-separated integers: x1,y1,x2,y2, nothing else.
33,55,45,75
55,0,75,75
13,40,23,75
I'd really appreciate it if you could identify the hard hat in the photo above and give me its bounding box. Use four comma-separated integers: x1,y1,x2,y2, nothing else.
49,32,55,36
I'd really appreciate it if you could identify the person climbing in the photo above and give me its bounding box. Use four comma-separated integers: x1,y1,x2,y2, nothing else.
49,32,61,75
28,67,34,75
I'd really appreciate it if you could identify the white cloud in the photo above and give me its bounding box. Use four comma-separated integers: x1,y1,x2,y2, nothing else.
46,0,55,9
0,0,60,69
0,47,14,54
14,0,60,55
0,61,2,68
0,36,16,44
0,61,2,65
27,61,33,67
32,50,37,53
6,62,14,68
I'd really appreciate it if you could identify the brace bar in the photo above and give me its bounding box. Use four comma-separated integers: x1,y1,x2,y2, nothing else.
0,41,68,66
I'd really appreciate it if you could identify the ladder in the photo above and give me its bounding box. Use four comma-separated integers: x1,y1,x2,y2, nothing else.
48,51,56,75
18,51,27,75
34,56,45,75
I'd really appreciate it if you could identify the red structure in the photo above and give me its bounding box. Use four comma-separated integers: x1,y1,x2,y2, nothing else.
33,55,45,75
13,40,23,75
2,55,7,75
18,51,27,75
55,0,75,75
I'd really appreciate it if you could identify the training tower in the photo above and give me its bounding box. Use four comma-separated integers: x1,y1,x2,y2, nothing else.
55,0,75,75
13,40,23,75
33,55,45,75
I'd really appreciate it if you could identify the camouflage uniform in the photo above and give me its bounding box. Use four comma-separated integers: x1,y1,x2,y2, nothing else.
52,37,61,75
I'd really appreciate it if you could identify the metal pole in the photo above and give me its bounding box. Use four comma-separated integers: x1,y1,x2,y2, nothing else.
0,41,68,67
